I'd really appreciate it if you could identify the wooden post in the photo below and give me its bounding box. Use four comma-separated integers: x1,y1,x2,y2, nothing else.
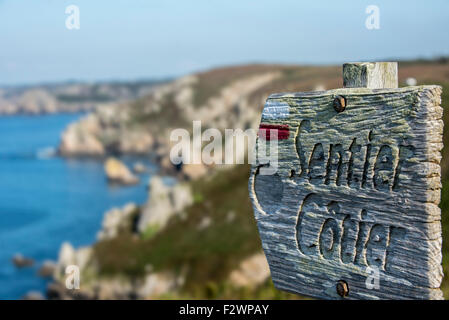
249,62,444,300
343,62,398,89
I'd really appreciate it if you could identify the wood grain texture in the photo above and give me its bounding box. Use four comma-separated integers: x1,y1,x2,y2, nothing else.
249,85,444,300
343,62,398,89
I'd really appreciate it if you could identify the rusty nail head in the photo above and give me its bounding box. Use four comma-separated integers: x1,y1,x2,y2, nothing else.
333,95,346,113
336,280,349,297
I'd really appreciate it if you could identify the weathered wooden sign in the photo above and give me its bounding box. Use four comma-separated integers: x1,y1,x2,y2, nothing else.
249,62,444,300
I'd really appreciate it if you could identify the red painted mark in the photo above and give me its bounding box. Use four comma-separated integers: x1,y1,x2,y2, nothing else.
258,124,289,140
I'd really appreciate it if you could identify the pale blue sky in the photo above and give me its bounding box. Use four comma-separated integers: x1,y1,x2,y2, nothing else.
1,0,449,85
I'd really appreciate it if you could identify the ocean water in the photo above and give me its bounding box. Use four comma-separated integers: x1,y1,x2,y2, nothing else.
0,113,154,299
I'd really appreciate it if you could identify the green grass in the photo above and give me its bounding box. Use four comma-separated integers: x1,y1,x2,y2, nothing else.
94,165,271,293
141,224,160,240
93,164,303,299
156,278,302,300
191,65,282,107
193,192,204,204
128,92,189,131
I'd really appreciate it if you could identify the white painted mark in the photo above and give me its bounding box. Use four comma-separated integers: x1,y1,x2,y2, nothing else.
262,100,289,120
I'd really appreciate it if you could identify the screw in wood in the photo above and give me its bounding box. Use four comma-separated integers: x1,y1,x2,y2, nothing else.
336,280,349,298
333,95,346,113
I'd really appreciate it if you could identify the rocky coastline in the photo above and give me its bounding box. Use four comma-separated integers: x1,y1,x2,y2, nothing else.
0,80,164,116
33,65,340,299
17,64,344,299
9,60,449,299
44,164,270,300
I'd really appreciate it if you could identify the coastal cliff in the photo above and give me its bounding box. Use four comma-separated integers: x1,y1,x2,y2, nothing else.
0,81,163,115
46,61,449,299
58,65,343,159
48,165,292,299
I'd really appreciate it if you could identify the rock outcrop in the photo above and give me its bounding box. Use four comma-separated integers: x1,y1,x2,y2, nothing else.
47,173,196,299
59,114,105,156
47,270,183,300
0,81,162,115
135,271,185,299
182,164,208,180
54,242,93,280
22,291,45,300
38,260,57,278
228,252,270,288
104,157,139,185
59,104,154,156
133,162,147,174
12,254,34,268
137,176,193,233
97,203,138,240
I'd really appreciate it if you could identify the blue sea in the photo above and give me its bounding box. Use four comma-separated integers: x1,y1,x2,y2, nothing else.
0,113,155,299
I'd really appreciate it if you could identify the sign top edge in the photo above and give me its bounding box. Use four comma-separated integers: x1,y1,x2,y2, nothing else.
267,85,441,99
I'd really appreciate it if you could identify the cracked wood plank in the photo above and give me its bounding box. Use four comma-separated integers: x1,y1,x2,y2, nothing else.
249,63,444,300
